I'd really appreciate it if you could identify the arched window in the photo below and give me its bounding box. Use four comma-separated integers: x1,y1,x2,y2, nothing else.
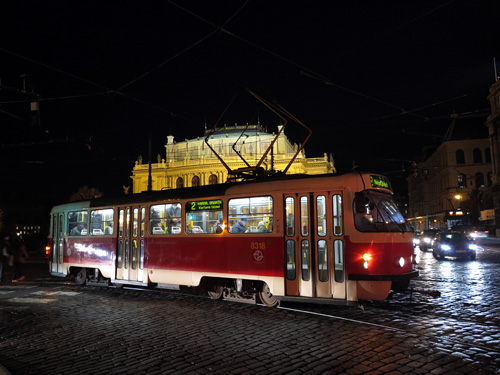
473,148,482,163
458,173,466,188
488,172,493,187
191,176,200,187
456,149,465,164
176,177,184,189
475,172,485,188
486,147,492,163
209,174,218,185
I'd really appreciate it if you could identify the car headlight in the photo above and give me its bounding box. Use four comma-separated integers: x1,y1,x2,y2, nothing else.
469,244,477,250
440,244,451,251
424,238,431,243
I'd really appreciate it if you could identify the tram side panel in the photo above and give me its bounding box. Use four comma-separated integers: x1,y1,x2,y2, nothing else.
144,235,284,288
64,237,116,278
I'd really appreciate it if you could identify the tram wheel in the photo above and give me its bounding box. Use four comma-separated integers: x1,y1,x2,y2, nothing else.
207,284,224,300
257,282,280,308
74,268,87,285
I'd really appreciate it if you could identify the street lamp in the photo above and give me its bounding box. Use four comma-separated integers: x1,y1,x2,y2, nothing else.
454,194,462,209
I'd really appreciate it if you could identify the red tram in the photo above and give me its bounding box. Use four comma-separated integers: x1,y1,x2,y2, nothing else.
48,172,418,306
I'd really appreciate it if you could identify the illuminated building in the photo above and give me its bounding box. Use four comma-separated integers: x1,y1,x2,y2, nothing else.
408,113,492,231
131,123,335,193
486,77,500,235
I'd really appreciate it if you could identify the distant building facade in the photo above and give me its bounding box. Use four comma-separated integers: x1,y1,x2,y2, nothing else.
407,114,492,231
131,124,335,193
486,78,500,235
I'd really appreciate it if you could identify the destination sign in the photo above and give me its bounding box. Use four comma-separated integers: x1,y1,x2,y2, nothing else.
370,175,391,190
187,199,223,212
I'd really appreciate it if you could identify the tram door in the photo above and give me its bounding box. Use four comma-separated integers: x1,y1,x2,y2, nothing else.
51,213,65,274
284,192,346,299
115,206,145,282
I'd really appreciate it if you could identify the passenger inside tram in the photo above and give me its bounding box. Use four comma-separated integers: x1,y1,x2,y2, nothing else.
70,222,86,236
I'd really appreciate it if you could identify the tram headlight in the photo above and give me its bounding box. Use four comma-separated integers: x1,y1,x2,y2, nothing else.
469,244,477,250
362,253,371,269
412,253,420,264
394,256,405,268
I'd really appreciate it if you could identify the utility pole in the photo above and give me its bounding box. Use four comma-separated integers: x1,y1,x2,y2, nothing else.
148,134,153,192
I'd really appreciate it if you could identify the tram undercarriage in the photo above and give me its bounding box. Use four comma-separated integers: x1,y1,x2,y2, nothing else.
67,268,281,307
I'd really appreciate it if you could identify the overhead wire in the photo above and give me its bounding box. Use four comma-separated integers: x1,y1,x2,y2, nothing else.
116,30,218,92
166,2,457,123
0,91,106,105
117,0,251,92
338,0,458,57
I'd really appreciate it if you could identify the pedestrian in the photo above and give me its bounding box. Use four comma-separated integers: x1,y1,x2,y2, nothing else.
11,237,29,282
0,235,12,282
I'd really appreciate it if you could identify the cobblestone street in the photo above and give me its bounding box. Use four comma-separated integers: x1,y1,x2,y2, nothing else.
0,239,499,374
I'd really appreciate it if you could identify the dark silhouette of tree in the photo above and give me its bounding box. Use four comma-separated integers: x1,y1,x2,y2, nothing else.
68,186,103,202
461,189,493,225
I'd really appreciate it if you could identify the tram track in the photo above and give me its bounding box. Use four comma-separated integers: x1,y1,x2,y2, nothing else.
276,303,500,369
32,278,500,370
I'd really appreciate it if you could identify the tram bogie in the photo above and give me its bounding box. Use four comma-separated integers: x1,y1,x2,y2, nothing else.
47,172,418,306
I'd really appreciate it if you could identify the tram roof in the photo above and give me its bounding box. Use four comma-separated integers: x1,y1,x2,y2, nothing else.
54,171,383,209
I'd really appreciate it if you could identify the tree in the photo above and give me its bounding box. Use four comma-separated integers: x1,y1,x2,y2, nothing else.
461,189,493,225
68,186,103,202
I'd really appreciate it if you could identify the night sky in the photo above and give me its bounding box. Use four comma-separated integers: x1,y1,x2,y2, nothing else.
1,1,499,210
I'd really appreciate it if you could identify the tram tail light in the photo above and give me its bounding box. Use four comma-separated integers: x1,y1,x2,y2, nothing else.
362,253,371,269
45,245,51,257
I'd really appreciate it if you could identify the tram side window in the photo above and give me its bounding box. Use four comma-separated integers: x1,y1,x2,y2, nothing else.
90,209,114,235
186,200,223,234
332,194,343,236
68,210,88,236
150,203,182,235
228,196,273,233
285,197,295,236
316,196,326,237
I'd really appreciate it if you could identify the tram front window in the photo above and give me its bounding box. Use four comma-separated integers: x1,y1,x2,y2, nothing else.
354,191,410,232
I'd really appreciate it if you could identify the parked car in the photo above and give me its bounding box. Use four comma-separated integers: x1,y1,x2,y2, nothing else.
419,229,441,251
432,232,477,260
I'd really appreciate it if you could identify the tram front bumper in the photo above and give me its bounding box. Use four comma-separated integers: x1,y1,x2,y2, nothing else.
348,270,419,281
